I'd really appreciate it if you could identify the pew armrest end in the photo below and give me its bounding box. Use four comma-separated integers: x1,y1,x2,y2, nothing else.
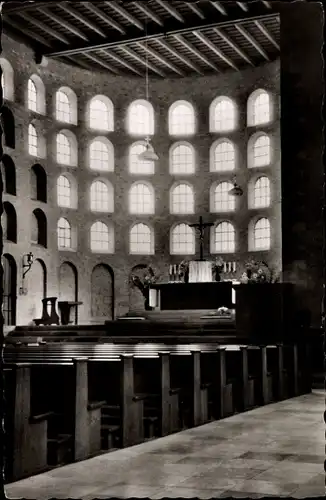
29,411,54,423
87,400,107,411
169,387,182,395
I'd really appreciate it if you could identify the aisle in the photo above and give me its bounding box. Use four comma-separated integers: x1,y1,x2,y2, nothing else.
5,391,324,499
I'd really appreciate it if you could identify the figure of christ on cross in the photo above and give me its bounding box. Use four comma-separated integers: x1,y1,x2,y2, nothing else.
189,216,213,261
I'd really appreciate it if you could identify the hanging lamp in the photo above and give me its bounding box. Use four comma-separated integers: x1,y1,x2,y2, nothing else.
228,176,244,197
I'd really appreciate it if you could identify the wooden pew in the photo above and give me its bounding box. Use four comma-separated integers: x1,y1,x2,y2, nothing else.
225,346,256,413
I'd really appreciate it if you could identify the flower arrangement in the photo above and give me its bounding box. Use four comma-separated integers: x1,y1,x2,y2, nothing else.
130,265,160,293
240,259,280,284
212,257,225,281
178,260,189,279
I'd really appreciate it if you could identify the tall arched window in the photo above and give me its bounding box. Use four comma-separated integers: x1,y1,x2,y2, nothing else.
89,138,114,172
30,164,47,203
253,176,271,208
170,142,195,175
129,141,154,175
56,131,77,166
170,183,194,214
0,58,14,101
249,133,271,168
3,202,17,243
170,223,195,255
55,87,77,124
27,75,46,114
27,79,37,112
254,218,271,250
90,180,113,212
247,89,271,126
28,124,38,156
213,222,235,253
211,182,235,212
129,182,154,214
32,208,47,247
127,99,154,136
210,139,235,172
2,155,16,195
130,223,154,254
89,95,114,131
90,222,113,253
1,106,15,149
168,100,195,136
57,217,72,249
57,175,71,207
210,97,236,132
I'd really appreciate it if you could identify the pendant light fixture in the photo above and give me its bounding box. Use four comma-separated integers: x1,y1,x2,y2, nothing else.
228,176,244,197
138,17,159,162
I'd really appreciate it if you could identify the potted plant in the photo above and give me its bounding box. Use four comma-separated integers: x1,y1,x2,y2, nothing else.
240,260,280,284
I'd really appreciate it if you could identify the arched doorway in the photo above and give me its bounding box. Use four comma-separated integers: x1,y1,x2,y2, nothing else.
2,254,17,326
27,259,47,321
59,262,78,324
129,264,148,313
91,264,114,321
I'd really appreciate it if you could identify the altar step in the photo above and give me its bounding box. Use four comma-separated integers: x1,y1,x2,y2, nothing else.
133,309,235,325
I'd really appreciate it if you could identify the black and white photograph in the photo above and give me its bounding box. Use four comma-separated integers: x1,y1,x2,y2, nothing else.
1,0,324,498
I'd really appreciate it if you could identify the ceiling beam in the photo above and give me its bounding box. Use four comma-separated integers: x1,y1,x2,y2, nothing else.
254,20,280,50
3,2,58,14
3,18,53,49
154,38,204,75
193,31,239,71
58,3,107,38
187,3,206,20
83,3,126,35
235,24,270,60
43,11,279,58
154,0,185,23
83,53,120,75
119,46,166,77
105,1,144,31
210,2,227,16
37,7,89,41
64,55,95,71
236,2,249,11
133,2,164,26
173,34,220,72
214,27,254,66
137,43,185,76
18,11,70,44
261,1,272,8
100,49,143,76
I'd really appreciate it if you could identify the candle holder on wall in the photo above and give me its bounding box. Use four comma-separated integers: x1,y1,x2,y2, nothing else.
19,252,34,295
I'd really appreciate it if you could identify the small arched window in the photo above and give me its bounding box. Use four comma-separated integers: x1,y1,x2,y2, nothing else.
168,100,195,136
28,124,38,156
249,133,271,168
170,183,194,214
55,87,77,124
253,176,271,208
253,217,271,250
89,138,114,172
210,97,236,132
247,89,271,126
90,180,113,212
1,106,15,149
210,139,235,172
129,182,154,214
2,201,17,243
27,75,46,114
32,209,47,247
213,222,235,253
170,223,195,255
127,99,154,136
170,142,195,175
90,222,114,253
56,130,77,166
57,175,71,208
211,182,235,212
57,217,72,249
0,58,14,101
89,95,114,131
30,164,47,203
130,223,154,255
1,155,16,195
28,79,37,112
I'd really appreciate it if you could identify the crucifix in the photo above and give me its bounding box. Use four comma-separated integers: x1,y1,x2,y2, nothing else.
189,216,213,261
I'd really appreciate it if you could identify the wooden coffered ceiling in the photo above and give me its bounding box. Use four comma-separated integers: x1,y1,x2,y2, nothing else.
2,1,280,77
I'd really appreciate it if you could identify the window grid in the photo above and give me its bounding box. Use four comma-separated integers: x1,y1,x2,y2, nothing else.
28,79,37,112
90,181,110,212
171,223,195,255
254,218,271,250
56,90,71,123
129,183,153,214
213,182,235,212
90,99,110,130
254,176,271,208
213,141,235,172
213,99,235,132
90,221,110,252
28,124,38,156
214,222,235,253
129,144,154,174
170,144,194,174
171,184,194,214
129,103,152,135
57,217,71,249
56,133,71,165
89,140,110,171
253,135,271,167
130,223,152,254
169,104,195,135
57,175,71,207
253,92,270,125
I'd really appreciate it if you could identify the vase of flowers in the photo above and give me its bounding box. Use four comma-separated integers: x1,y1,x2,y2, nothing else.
178,260,189,283
240,260,280,284
130,265,160,310
213,257,224,282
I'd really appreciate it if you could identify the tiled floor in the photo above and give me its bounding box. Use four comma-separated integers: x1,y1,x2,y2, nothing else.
5,390,324,499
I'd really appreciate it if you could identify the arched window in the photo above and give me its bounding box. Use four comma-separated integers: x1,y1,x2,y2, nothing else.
170,223,195,255
210,139,235,172
210,97,236,132
88,95,114,131
3,202,17,243
89,138,114,172
211,182,235,212
90,222,113,253
32,208,47,247
90,180,113,212
129,141,154,175
213,222,235,253
170,183,194,214
56,130,77,166
55,87,77,124
30,164,47,202
1,106,15,148
130,223,154,255
0,58,14,101
27,79,37,112
249,133,271,168
254,217,271,250
253,176,271,208
57,175,71,207
247,89,271,126
127,99,154,136
57,217,72,249
28,124,38,156
170,142,195,175
27,75,46,114
1,155,16,195
168,100,195,136
129,182,154,214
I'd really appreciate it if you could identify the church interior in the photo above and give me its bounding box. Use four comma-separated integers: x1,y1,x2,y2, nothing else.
1,0,324,498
